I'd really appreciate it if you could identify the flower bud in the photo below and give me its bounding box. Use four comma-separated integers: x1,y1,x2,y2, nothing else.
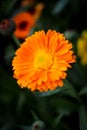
0,19,16,36
32,120,46,130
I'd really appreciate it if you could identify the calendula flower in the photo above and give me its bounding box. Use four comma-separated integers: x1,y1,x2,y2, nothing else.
77,30,87,65
13,12,35,39
12,30,76,92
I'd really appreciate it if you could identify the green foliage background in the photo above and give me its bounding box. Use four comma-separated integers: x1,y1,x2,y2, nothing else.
0,0,87,130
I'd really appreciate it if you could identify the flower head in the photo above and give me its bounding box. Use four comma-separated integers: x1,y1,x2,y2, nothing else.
0,19,15,36
32,120,45,130
13,12,35,39
77,30,87,65
12,30,76,92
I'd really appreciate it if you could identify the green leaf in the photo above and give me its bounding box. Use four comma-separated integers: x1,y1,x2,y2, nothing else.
33,87,66,97
51,97,78,115
33,79,81,99
30,110,40,121
67,63,86,89
79,105,87,130
63,79,81,101
16,93,26,112
79,86,87,96
53,113,64,128
52,0,69,14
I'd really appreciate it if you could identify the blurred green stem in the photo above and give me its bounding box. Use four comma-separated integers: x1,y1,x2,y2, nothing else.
31,110,40,121
11,34,20,47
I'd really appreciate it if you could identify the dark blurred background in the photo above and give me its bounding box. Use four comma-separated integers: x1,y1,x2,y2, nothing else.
0,0,87,130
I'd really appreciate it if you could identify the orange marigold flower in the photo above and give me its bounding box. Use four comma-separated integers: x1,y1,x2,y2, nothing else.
12,30,76,92
13,12,35,39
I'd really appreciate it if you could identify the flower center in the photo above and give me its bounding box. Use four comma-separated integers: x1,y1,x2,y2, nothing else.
19,21,28,29
34,50,52,69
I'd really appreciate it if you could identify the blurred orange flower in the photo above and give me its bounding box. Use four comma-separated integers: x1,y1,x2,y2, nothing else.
13,12,35,39
12,30,76,92
21,0,35,7
33,3,45,21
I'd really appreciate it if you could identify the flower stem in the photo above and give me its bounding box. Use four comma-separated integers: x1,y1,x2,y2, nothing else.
11,34,20,47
